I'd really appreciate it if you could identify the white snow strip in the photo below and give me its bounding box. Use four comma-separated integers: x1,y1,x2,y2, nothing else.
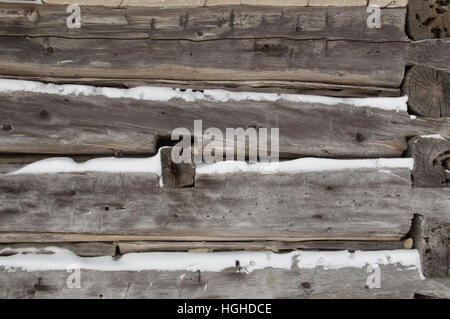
0,248,423,279
8,156,161,175
196,158,414,175
420,134,447,140
8,149,164,186
0,79,408,111
0,0,42,3
8,156,414,177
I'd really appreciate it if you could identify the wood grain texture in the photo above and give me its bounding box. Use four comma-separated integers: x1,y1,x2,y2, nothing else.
0,4,408,41
408,136,450,187
407,0,449,40
403,66,450,117
0,168,421,240
117,240,408,253
0,265,444,299
160,147,195,188
0,36,409,87
0,37,447,89
0,75,402,97
42,0,395,8
406,38,450,72
1,91,449,157
411,214,449,277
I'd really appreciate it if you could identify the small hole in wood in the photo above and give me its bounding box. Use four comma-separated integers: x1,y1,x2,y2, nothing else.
46,47,54,54
39,110,49,119
302,282,311,289
2,124,12,131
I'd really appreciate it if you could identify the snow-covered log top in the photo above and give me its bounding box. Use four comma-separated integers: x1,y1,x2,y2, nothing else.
0,79,408,112
0,247,423,278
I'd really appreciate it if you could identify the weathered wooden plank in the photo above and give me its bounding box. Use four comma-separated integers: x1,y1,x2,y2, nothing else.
0,265,442,299
408,136,450,187
42,0,406,8
407,0,449,40
414,277,450,298
0,167,430,240
117,240,408,254
0,36,409,87
407,38,450,73
0,4,408,41
403,66,450,117
1,90,448,157
0,243,116,257
0,36,448,88
0,75,402,97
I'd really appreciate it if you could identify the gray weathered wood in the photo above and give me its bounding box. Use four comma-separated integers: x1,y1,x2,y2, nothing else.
0,75,402,97
407,0,449,40
0,265,443,299
408,136,450,187
117,240,408,254
0,168,422,240
0,243,116,257
0,36,447,93
407,38,450,73
0,36,410,87
42,0,401,8
0,4,408,41
2,167,449,243
1,91,449,157
161,147,195,188
414,277,450,298
402,66,450,117
411,213,449,278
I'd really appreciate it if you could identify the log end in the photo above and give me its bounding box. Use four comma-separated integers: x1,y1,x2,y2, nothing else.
408,136,450,187
403,65,450,117
160,147,195,188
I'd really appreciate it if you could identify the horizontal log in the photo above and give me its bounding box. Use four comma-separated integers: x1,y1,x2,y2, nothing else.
0,249,445,299
41,0,408,8
414,277,450,299
117,240,408,254
407,39,450,73
0,266,433,299
0,4,408,41
0,36,448,89
0,89,448,157
0,36,412,88
0,166,436,241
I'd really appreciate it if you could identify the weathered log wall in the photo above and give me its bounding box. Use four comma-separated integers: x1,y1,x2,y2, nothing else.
0,0,449,299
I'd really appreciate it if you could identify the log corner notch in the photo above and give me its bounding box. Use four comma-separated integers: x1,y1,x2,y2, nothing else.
402,65,450,117
160,147,195,188
407,0,449,41
407,136,450,187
